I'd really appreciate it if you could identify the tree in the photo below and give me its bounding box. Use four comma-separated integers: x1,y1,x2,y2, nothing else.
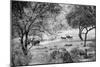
12,1,61,55
66,5,96,47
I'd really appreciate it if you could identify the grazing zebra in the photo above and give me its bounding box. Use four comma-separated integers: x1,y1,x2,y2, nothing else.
61,37,66,39
66,36,73,39
28,39,40,49
61,35,73,39
33,40,40,46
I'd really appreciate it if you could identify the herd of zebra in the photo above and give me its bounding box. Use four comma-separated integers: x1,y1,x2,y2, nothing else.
61,35,73,39
26,35,73,47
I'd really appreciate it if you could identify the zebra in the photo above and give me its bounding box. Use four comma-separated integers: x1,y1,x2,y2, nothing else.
66,35,73,39
61,37,66,39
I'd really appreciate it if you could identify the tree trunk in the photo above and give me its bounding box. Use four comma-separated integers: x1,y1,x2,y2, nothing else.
20,34,28,55
79,30,83,41
84,31,88,47
20,35,26,55
24,32,28,55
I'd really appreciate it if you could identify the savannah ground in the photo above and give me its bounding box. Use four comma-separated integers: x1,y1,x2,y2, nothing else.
12,29,96,65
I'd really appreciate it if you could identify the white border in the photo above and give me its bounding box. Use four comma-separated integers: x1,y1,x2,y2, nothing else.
18,0,96,5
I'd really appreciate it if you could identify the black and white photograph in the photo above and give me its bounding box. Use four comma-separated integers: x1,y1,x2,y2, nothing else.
11,0,96,67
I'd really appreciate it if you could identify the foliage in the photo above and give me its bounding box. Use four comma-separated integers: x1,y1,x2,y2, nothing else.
50,48,73,63
11,1,61,55
67,5,96,28
66,5,96,46
70,47,86,62
11,42,32,67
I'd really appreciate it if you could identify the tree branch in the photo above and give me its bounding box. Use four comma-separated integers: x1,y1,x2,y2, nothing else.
88,26,96,31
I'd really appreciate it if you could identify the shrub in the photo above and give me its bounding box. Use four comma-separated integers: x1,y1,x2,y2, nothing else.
50,48,73,63
70,48,86,62
87,42,96,50
11,43,32,67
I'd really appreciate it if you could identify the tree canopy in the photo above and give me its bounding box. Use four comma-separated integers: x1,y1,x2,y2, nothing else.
66,5,96,46
12,1,61,38
11,1,61,55
66,5,96,29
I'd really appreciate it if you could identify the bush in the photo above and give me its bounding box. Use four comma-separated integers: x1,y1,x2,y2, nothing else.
50,48,73,63
11,43,32,67
87,42,96,50
70,48,86,62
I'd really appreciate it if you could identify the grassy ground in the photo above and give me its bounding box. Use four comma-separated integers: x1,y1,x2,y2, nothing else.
28,39,96,65
11,29,96,66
